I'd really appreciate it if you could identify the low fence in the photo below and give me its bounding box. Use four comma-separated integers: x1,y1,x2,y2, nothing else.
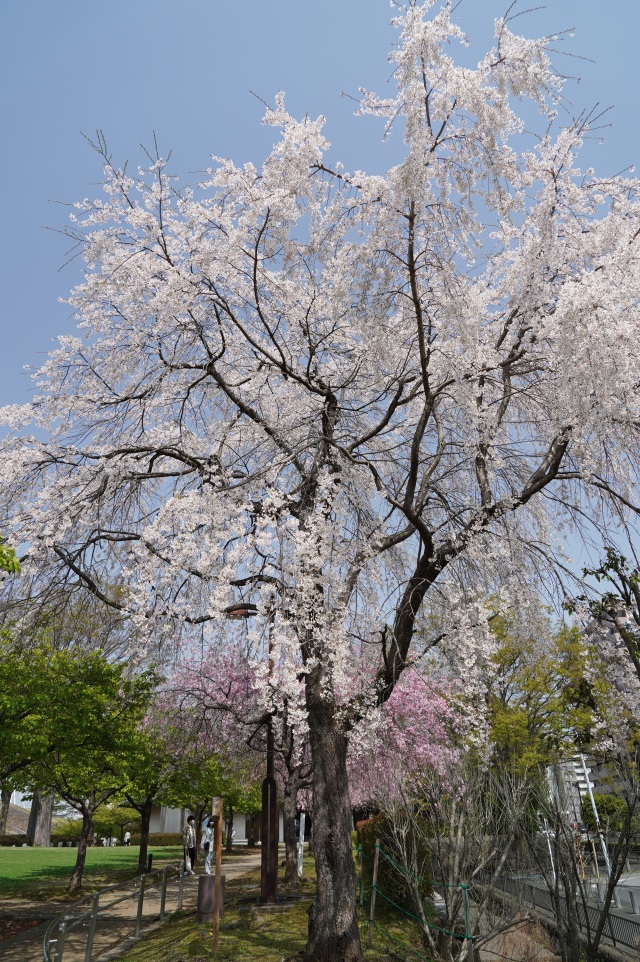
498,875,640,953
43,862,184,962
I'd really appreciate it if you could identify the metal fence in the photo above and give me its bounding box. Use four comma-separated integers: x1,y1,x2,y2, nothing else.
498,874,640,952
43,863,184,962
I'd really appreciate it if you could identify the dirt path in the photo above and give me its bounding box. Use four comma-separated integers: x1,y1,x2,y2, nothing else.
0,851,262,962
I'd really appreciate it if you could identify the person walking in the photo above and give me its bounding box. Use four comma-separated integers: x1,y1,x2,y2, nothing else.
183,815,196,875
124,830,131,846
202,815,215,875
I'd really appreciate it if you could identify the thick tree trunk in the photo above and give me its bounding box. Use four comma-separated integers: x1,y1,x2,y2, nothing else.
306,698,363,962
136,796,154,874
69,808,94,893
27,789,40,839
0,787,10,834
283,772,300,884
34,793,55,846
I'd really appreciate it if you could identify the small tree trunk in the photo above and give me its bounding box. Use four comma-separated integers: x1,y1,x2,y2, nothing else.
226,803,234,853
34,794,55,846
306,691,363,962
283,772,300,884
136,796,154,873
0,787,10,834
69,807,94,893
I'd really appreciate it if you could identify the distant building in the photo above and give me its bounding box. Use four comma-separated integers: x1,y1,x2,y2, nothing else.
548,756,593,822
149,804,285,843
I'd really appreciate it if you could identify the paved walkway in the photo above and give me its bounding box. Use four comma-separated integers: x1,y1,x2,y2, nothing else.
0,851,262,962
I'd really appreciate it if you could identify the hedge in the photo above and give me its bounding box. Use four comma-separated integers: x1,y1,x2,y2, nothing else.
0,834,33,847
130,832,182,846
356,814,432,911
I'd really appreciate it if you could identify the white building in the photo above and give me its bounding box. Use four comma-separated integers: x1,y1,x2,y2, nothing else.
548,755,595,823
149,804,285,843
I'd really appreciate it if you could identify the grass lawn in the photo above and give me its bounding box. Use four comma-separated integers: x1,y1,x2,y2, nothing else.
0,845,183,901
117,858,424,962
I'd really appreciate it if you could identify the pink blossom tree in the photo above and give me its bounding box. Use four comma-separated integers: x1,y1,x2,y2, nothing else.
2,3,640,957
348,670,459,809
168,644,312,880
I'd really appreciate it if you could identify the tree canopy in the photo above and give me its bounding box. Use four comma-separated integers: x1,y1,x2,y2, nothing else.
2,3,640,958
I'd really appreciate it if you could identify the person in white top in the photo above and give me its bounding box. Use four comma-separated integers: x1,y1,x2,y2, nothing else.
202,815,216,875
183,815,196,875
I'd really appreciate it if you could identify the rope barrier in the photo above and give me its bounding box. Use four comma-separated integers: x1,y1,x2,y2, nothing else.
372,884,460,937
375,842,465,888
357,839,473,960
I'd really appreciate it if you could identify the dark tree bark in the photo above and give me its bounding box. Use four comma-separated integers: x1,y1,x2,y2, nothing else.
0,787,10,834
34,793,54,846
194,799,210,862
26,789,40,839
69,804,95,893
306,687,363,962
133,795,154,874
125,788,158,873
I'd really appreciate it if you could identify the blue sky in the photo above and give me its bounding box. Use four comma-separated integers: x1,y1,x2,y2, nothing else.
1,0,638,407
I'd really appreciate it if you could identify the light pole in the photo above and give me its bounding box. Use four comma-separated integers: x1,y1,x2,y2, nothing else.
224,600,278,903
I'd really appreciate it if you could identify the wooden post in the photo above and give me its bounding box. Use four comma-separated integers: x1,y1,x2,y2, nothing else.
368,840,380,948
213,799,223,954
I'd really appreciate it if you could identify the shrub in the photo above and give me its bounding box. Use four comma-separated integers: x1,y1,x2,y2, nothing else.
51,817,83,843
356,814,432,912
130,832,182,846
0,834,33,847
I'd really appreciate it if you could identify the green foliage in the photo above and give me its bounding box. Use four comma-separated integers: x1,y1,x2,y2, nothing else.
22,651,157,808
486,610,611,774
1,638,157,891
357,814,432,912
160,745,261,819
0,536,20,574
130,832,182,846
93,804,141,841
0,634,62,782
50,818,84,842
581,792,629,834
0,833,33,847
0,635,156,790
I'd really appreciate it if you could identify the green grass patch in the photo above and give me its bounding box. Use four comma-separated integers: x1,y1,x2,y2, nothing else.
117,856,427,962
0,845,183,900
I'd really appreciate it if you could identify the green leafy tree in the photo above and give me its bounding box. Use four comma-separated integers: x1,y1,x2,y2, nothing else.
93,803,141,843
581,791,629,835
123,712,188,873
23,654,156,891
0,636,82,783
160,750,261,854
487,613,609,774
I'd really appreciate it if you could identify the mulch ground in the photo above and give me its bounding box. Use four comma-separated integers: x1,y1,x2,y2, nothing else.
0,917,45,941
